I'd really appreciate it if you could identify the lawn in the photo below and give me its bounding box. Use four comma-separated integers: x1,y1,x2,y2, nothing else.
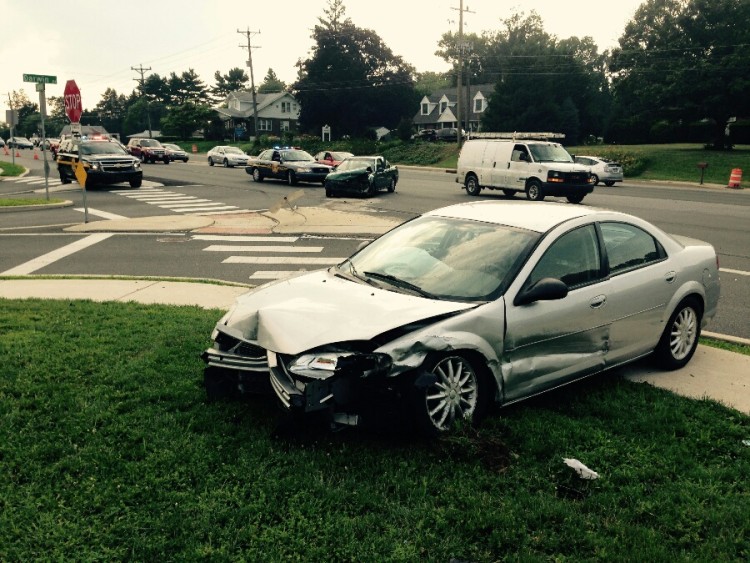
0,161,25,177
0,198,66,207
1,299,748,560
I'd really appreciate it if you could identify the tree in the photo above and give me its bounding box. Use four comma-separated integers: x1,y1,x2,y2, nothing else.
212,67,250,101
293,0,419,137
160,102,215,140
478,11,609,140
610,0,750,148
94,88,128,135
258,68,286,93
414,71,452,97
167,69,211,105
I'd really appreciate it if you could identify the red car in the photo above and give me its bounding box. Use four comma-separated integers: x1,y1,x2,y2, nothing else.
314,150,354,168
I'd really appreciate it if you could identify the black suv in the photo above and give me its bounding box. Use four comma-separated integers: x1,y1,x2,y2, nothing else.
56,138,143,189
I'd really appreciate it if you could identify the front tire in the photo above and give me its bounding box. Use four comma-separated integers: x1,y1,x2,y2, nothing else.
252,168,263,182
208,157,214,166
526,180,545,201
223,159,229,168
410,353,492,436
653,297,702,370
287,171,297,186
465,174,481,196
387,178,396,193
604,180,615,187
591,174,600,186
129,178,142,188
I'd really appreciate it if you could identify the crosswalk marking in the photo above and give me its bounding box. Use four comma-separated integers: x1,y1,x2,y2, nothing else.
193,235,299,242
111,186,241,214
204,245,324,253
223,256,345,265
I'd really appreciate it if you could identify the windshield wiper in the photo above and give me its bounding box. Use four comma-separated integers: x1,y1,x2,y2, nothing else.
363,271,436,298
334,259,378,287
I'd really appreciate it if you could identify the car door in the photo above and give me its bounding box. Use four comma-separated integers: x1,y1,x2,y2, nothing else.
504,144,531,191
598,221,673,365
373,158,389,190
503,224,610,401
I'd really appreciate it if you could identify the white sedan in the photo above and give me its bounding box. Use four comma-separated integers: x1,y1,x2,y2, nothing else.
574,155,624,186
207,146,249,168
202,201,720,435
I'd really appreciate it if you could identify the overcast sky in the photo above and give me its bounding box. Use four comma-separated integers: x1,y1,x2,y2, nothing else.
1,0,645,119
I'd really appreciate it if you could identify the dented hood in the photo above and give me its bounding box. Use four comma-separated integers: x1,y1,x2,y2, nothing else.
221,269,476,355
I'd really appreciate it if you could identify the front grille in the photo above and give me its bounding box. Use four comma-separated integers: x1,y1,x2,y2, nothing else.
311,167,330,174
215,331,266,358
564,172,591,185
100,158,136,172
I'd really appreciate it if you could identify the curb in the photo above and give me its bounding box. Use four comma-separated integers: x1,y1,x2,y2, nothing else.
0,200,74,212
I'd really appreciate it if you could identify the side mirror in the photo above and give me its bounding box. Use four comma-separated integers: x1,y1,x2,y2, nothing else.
514,277,568,306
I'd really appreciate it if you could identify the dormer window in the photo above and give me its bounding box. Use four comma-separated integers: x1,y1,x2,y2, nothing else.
421,102,429,115
474,98,484,113
440,101,448,114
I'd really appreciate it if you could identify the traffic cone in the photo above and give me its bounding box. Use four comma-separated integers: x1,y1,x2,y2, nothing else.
2,146,8,155
33,149,39,160
15,150,21,157
727,168,742,189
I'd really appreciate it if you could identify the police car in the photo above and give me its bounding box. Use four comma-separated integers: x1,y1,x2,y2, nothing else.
56,138,143,189
245,147,332,185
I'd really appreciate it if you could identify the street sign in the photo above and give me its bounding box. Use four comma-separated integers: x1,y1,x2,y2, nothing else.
23,73,57,84
63,80,82,123
74,161,88,189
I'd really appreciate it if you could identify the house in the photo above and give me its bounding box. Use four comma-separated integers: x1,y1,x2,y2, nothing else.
215,91,300,140
413,83,494,133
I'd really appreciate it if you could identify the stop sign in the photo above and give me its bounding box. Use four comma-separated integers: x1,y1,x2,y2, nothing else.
63,80,82,123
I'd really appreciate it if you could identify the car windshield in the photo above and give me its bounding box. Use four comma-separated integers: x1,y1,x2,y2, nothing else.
345,216,539,301
280,150,314,162
330,152,353,160
529,144,574,163
141,139,162,147
164,144,180,150
336,158,375,171
79,142,129,155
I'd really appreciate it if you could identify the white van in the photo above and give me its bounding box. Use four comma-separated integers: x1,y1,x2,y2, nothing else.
456,139,595,203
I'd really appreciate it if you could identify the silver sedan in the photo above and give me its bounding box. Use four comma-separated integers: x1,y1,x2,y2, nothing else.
207,146,249,168
574,155,624,186
202,201,720,435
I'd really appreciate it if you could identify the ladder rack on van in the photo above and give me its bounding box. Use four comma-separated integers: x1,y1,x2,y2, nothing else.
467,132,565,141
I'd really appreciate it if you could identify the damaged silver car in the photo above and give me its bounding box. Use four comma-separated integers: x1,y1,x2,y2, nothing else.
202,201,720,435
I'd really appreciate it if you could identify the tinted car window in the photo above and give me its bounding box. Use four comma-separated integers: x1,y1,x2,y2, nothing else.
337,158,375,171
601,222,664,274
79,142,129,155
527,225,602,289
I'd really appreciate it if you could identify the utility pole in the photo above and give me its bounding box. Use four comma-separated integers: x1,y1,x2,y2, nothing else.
451,0,474,146
132,64,153,138
238,28,261,141
7,92,16,166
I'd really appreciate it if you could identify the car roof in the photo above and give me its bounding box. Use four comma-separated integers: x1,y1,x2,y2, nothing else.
425,201,606,233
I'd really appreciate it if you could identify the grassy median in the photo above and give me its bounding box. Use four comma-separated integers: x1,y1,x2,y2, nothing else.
1,299,748,560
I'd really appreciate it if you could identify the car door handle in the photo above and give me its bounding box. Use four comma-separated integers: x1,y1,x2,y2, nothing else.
665,271,676,283
590,295,606,309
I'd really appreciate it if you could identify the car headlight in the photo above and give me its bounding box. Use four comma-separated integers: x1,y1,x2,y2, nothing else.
134,161,141,170
289,351,392,380
84,159,100,171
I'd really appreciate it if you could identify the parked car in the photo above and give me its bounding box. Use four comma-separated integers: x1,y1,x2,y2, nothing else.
574,155,624,186
245,147,332,185
163,143,189,163
324,156,398,197
127,138,169,164
56,138,142,189
7,137,34,149
412,129,437,141
434,128,465,142
201,200,720,435
207,146,249,167
314,150,354,167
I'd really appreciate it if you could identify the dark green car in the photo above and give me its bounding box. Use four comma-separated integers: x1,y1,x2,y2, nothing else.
324,156,398,197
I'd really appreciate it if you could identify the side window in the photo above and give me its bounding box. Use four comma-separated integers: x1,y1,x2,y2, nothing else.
511,144,528,162
601,222,664,274
526,225,602,289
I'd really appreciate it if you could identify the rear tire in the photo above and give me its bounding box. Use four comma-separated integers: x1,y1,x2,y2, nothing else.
566,194,585,204
287,171,297,186
653,297,702,370
465,174,481,196
208,157,214,166
387,178,396,193
252,168,263,182
591,174,600,186
526,180,545,201
604,180,615,187
223,159,229,168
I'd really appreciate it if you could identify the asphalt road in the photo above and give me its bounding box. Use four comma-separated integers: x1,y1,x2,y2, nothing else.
2,151,749,338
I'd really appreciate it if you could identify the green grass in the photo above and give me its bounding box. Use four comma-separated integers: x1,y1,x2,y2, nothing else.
0,198,66,207
1,299,748,560
0,161,25,177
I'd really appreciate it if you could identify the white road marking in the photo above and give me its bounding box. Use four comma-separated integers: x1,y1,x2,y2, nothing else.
192,209,253,216
73,207,128,220
1,233,113,275
170,205,239,212
156,200,215,208
192,235,299,243
125,194,189,199
720,268,750,276
223,256,344,264
204,245,324,253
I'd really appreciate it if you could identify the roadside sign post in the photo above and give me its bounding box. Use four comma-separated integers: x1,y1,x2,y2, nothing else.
63,79,88,222
23,74,57,201
6,100,17,166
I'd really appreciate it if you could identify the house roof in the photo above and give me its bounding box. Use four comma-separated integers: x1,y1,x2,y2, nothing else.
217,91,294,120
414,83,494,125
